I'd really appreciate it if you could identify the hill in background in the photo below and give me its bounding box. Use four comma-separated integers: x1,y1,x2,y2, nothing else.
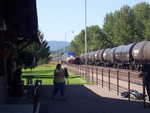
47,41,70,51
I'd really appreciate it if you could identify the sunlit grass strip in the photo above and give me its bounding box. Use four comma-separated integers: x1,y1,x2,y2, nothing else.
22,65,55,76
22,77,87,85
22,63,87,85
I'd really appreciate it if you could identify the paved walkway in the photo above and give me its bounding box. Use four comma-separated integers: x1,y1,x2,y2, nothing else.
0,104,33,113
39,85,150,113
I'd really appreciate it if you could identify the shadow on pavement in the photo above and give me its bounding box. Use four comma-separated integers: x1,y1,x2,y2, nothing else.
39,85,149,113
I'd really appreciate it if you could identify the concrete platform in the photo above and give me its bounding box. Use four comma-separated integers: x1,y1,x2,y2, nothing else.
0,104,33,113
39,85,150,113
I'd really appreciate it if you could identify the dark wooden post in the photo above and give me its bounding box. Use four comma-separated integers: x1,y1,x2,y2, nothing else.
79,65,81,76
92,66,94,83
108,68,110,91
84,65,87,80
80,65,82,77
84,66,85,80
87,65,89,82
88,65,90,82
102,68,104,88
85,65,87,81
117,70,119,95
82,66,83,78
96,67,98,86
128,71,130,101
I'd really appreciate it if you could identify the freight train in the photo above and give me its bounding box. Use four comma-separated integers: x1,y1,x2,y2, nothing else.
61,41,150,101
79,41,150,71
62,52,81,64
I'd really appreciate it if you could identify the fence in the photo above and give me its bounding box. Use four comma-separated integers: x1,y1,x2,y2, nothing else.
64,64,149,107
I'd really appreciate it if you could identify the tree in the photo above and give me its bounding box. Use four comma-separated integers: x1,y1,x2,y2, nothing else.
69,25,110,55
70,2,150,56
133,2,150,40
103,3,150,45
17,31,51,68
103,5,136,46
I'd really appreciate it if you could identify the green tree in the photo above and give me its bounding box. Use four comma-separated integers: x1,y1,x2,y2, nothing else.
133,2,150,40
104,5,136,45
69,25,110,55
17,31,51,68
70,2,150,56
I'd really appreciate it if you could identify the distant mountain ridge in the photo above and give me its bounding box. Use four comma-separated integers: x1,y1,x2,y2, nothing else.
47,41,70,51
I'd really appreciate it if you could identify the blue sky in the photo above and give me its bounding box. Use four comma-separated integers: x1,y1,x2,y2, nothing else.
37,0,149,42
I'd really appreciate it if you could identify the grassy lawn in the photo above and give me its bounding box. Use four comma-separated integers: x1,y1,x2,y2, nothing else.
22,63,87,85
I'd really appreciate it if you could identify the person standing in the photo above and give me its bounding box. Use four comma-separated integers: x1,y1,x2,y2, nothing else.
141,64,150,106
51,64,66,100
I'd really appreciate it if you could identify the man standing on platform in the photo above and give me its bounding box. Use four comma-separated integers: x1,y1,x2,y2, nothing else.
51,64,66,100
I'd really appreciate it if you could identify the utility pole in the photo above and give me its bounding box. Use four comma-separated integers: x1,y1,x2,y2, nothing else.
84,0,87,65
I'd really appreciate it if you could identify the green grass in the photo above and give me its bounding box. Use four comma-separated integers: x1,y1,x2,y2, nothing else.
22,66,55,76
22,64,87,85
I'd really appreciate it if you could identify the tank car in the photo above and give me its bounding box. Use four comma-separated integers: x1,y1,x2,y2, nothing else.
89,51,97,65
72,57,82,64
80,54,85,64
87,52,93,65
61,51,76,64
132,41,150,70
96,49,105,66
81,53,89,64
103,48,116,67
114,45,124,63
103,48,111,67
94,50,101,65
84,51,95,65
85,53,90,64
114,43,136,69
66,56,75,64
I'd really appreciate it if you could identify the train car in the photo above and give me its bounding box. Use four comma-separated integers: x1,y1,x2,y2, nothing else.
66,56,75,64
80,49,106,66
108,47,116,63
80,53,89,64
114,43,136,68
102,48,111,66
88,51,97,65
94,50,100,65
61,51,76,64
102,48,116,67
92,51,97,64
80,54,85,64
93,49,105,65
87,52,92,64
96,49,105,65
86,52,95,65
114,45,124,63
132,41,150,70
85,53,89,64
73,57,82,64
